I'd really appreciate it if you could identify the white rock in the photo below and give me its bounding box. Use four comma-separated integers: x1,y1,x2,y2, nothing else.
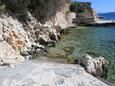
0,41,25,65
78,54,109,78
0,61,109,86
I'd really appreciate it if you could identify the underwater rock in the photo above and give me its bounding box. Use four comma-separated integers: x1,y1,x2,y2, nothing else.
63,46,74,52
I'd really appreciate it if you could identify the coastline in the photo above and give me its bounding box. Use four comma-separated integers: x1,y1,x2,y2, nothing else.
0,0,114,86
94,20,115,26
77,20,115,27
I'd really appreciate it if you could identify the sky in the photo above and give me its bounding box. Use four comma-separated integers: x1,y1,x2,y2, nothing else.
73,0,115,13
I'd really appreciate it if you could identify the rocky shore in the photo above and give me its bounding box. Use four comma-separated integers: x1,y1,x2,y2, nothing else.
0,0,113,86
0,14,111,85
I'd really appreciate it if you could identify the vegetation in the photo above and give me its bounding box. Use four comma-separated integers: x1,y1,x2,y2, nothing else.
70,1,77,12
0,1,5,13
66,11,71,14
0,0,68,22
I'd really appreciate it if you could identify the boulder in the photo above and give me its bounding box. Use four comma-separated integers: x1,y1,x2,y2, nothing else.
20,47,30,57
37,32,51,46
78,54,109,78
20,42,46,59
34,22,43,30
49,32,58,41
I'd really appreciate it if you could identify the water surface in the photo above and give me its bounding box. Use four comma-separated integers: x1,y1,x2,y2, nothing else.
47,26,115,83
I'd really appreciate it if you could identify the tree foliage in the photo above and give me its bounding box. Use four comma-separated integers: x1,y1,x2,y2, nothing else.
0,0,70,22
70,1,77,12
0,1,5,13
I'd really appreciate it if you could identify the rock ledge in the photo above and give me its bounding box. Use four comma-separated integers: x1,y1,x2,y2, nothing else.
0,61,109,86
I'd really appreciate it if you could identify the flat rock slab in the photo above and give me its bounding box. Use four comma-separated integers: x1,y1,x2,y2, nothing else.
0,61,108,86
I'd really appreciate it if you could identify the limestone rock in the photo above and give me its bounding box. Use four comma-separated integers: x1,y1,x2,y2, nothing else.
34,22,43,30
0,0,76,65
20,42,46,59
0,61,109,86
37,32,51,46
20,48,30,57
66,12,76,27
0,41,25,65
49,32,58,41
78,54,109,78
0,14,31,49
0,14,32,65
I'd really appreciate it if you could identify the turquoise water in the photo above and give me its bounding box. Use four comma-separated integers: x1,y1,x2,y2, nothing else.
48,26,115,83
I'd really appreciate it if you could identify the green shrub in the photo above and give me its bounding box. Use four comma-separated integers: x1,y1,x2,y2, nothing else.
70,2,77,12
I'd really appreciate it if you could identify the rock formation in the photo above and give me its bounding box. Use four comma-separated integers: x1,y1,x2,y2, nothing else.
0,0,76,65
0,14,29,66
71,2,99,25
78,54,109,78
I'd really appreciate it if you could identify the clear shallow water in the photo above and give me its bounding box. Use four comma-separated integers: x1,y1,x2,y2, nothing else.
47,26,115,83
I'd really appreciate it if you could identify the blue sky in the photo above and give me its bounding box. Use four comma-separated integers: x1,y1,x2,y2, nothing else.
73,0,115,13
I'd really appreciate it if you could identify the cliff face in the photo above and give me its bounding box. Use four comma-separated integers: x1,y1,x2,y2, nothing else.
0,0,75,65
72,2,99,25
0,14,29,65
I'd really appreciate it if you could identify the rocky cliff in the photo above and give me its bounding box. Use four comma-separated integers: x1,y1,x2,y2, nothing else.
0,0,76,65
